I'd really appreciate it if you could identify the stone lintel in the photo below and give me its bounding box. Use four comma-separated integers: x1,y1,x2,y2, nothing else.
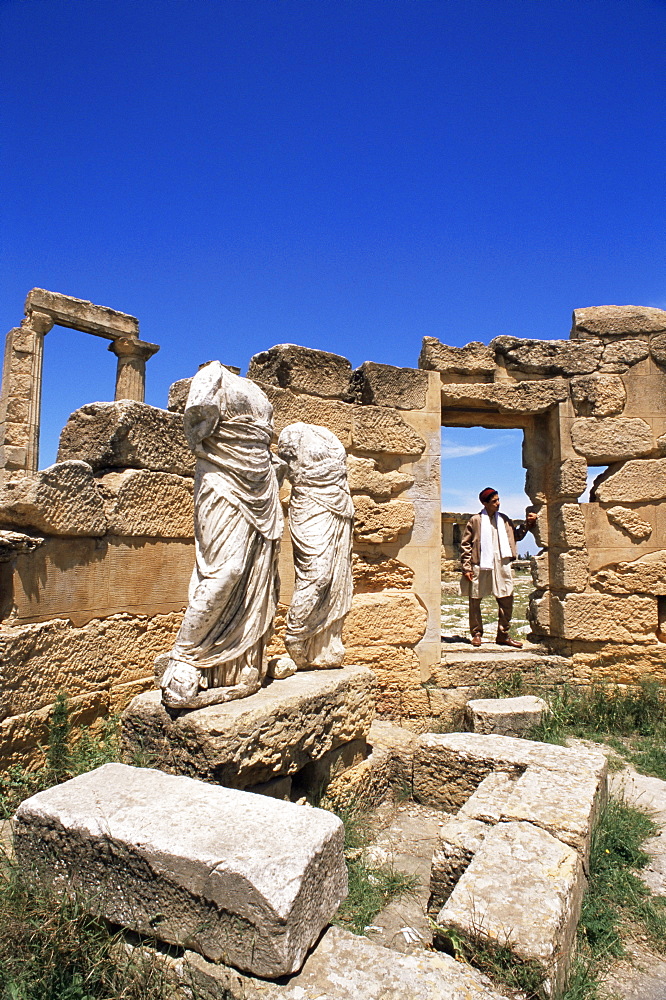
24,288,139,340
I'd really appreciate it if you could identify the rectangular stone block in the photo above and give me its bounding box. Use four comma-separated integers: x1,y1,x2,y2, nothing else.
14,764,346,977
122,665,376,788
436,821,586,996
429,816,488,915
413,732,607,811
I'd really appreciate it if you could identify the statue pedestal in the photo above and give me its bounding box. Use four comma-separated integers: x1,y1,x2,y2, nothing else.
121,664,376,792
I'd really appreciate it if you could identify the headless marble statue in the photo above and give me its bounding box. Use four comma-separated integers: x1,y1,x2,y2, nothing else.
160,362,284,709
277,422,354,669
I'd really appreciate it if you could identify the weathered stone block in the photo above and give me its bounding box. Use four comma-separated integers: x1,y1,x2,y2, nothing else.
0,461,107,536
650,333,666,367
606,505,652,541
167,376,192,412
595,457,666,503
436,821,585,995
572,305,666,339
351,553,414,592
413,733,607,811
98,469,194,537
25,288,140,338
248,344,352,400
121,665,376,788
550,549,589,591
346,455,413,499
429,816,489,915
554,592,657,641
570,374,626,416
342,591,428,647
551,457,588,498
500,766,605,863
592,550,666,596
570,416,653,463
418,338,496,375
258,384,353,446
351,361,428,409
492,336,603,376
465,696,548,737
352,495,414,544
57,401,193,476
440,379,568,414
351,406,425,455
14,764,346,976
459,770,520,823
599,339,649,372
550,503,586,549
152,923,513,1000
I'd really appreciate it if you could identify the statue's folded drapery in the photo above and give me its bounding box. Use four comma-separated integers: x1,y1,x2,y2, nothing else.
162,361,283,707
278,422,354,668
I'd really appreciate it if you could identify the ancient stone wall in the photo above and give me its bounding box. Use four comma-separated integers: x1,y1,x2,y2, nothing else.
2,302,666,765
441,511,471,575
0,345,442,763
422,304,666,692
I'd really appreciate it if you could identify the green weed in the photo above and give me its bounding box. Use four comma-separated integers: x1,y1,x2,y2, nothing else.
324,801,419,935
436,926,547,1000
0,692,121,818
0,850,178,1000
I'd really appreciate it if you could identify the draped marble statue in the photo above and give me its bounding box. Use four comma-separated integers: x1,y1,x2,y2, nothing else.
277,422,354,669
161,362,284,709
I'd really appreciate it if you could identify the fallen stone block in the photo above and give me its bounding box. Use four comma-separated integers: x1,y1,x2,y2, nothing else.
122,923,513,999
459,770,520,823
465,696,548,737
413,733,607,811
436,821,586,996
14,763,346,977
429,815,489,916
121,665,376,788
499,765,603,865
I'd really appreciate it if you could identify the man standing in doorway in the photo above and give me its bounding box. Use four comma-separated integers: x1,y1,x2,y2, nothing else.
460,488,538,648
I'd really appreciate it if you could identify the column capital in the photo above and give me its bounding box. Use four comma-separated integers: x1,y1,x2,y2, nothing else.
108,336,160,361
23,311,54,335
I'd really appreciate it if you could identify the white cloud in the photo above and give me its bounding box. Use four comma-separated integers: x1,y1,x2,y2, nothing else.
440,442,496,459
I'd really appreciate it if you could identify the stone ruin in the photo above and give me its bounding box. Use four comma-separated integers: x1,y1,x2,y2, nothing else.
2,290,666,996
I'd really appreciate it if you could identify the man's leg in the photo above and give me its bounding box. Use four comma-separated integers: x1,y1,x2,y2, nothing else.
496,594,522,647
469,598,483,646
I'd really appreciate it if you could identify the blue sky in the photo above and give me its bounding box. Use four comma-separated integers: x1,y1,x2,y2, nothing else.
1,0,665,509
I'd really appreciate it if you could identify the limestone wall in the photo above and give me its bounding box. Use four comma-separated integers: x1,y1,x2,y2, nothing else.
0,346,442,763
422,304,666,687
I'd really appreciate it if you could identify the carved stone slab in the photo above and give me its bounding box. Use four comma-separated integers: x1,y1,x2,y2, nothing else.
122,665,376,788
14,763,347,977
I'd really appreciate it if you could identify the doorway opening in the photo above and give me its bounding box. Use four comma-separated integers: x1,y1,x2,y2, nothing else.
440,424,535,644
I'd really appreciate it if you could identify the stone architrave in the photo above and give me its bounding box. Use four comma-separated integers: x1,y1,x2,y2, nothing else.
277,422,354,669
160,362,285,709
14,763,347,977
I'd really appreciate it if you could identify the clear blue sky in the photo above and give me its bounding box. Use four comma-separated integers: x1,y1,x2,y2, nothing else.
2,0,665,505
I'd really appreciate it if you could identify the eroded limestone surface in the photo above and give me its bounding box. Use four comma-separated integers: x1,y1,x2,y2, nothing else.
14,764,347,977
122,665,376,788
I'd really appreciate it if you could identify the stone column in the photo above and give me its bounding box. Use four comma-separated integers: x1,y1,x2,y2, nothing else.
108,337,159,402
0,310,53,471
